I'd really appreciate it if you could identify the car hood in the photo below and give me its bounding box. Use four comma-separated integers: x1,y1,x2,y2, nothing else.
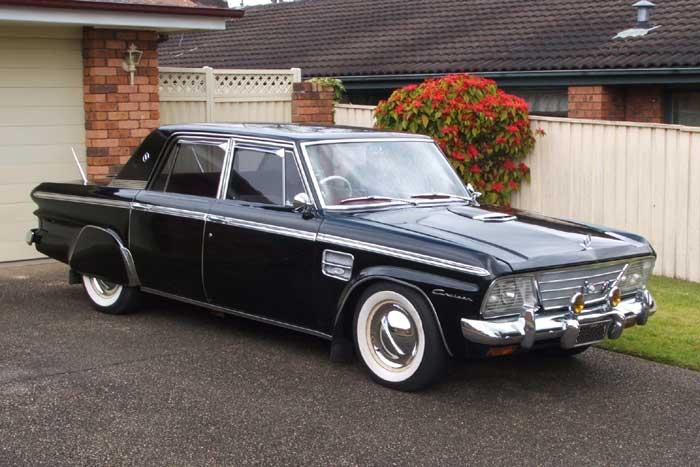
353,204,653,272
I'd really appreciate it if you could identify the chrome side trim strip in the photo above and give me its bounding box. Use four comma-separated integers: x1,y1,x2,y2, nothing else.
317,233,491,277
206,214,317,241
131,202,207,221
140,287,332,341
33,191,131,209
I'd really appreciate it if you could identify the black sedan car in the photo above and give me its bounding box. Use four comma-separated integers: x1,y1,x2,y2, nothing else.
27,124,656,391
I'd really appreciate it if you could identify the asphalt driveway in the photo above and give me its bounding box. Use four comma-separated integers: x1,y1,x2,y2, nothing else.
1,261,699,466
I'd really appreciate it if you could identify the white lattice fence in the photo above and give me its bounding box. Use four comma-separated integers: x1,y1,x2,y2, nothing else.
159,67,302,124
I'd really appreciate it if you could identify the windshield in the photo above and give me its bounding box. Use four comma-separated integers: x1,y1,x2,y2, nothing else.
304,140,469,207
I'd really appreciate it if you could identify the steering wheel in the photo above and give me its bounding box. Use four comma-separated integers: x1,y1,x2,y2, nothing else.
319,175,352,203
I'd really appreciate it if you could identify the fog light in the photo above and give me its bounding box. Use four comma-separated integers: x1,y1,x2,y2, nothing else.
609,286,622,307
570,292,585,315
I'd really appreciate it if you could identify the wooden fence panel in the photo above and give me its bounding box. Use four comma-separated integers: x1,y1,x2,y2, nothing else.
159,67,301,124
334,104,376,128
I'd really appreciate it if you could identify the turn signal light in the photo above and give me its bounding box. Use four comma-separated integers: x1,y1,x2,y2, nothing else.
570,292,585,315
609,286,622,307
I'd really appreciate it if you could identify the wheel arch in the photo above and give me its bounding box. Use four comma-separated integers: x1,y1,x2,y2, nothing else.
332,266,456,357
68,225,139,287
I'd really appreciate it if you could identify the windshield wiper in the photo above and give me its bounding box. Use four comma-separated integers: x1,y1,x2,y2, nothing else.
338,195,417,206
410,193,473,202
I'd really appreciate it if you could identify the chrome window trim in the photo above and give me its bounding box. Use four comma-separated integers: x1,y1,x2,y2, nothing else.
298,137,465,211
141,286,332,340
33,191,131,209
317,233,491,277
167,130,296,149
222,139,318,210
222,145,287,205
206,214,317,241
217,138,236,200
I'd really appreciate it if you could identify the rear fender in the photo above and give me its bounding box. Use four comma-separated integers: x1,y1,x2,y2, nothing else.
68,225,139,286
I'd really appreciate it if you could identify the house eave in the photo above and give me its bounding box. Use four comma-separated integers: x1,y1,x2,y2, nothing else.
335,67,700,90
0,4,239,32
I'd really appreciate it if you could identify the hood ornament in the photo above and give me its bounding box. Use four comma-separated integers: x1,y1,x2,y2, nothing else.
465,183,482,206
580,234,593,251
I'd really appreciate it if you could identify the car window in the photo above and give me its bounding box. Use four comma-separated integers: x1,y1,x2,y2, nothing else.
151,141,226,197
227,148,304,206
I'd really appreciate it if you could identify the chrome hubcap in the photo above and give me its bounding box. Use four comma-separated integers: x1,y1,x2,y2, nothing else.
90,277,120,299
366,301,418,370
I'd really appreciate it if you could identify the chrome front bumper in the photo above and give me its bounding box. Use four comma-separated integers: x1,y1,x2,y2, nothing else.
461,289,656,350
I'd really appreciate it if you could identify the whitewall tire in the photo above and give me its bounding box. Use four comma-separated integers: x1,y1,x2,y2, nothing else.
82,274,140,315
353,282,447,391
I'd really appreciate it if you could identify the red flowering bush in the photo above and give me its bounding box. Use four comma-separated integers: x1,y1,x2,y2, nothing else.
375,74,538,205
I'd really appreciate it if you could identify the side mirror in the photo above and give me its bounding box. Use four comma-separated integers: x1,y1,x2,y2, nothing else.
292,192,312,211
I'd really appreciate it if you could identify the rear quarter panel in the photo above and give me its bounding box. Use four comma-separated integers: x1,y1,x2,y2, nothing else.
30,183,137,263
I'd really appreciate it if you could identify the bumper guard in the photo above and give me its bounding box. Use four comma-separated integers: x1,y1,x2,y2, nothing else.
461,289,656,350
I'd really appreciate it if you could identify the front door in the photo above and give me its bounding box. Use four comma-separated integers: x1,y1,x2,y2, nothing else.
130,136,230,300
203,144,320,327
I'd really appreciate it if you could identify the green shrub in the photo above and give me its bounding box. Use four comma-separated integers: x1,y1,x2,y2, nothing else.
375,74,539,205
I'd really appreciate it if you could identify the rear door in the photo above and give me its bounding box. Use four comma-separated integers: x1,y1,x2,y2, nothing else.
203,142,321,327
130,136,230,300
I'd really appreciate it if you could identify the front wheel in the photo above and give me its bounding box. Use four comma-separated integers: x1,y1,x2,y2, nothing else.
353,282,447,391
82,275,140,315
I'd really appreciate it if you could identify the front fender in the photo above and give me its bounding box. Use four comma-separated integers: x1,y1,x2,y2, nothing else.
68,225,139,286
332,266,484,358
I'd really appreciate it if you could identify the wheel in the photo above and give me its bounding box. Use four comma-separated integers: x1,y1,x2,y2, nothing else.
82,274,140,315
542,345,591,357
353,282,447,391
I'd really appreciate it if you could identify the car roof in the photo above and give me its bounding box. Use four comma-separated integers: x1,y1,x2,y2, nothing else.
158,123,433,142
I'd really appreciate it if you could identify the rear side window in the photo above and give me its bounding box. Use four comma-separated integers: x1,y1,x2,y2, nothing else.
151,141,227,197
227,148,304,206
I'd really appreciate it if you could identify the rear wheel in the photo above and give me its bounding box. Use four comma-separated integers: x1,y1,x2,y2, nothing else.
353,282,447,391
82,275,140,315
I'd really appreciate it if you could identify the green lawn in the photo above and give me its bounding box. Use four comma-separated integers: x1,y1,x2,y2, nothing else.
599,275,700,371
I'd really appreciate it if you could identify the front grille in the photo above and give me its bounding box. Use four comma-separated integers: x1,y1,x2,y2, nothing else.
576,322,608,345
536,261,626,311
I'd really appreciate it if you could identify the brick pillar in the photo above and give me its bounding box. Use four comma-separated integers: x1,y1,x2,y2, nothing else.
624,86,665,123
568,86,625,121
291,81,335,125
83,28,160,184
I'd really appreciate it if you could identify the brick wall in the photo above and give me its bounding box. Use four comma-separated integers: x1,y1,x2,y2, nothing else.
83,28,160,184
568,85,665,123
291,81,335,125
568,86,625,120
624,86,664,123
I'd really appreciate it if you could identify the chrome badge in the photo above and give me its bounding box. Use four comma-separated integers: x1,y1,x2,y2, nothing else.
142,152,151,163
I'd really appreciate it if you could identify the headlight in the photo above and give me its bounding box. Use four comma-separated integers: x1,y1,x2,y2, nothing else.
618,258,655,295
481,275,538,319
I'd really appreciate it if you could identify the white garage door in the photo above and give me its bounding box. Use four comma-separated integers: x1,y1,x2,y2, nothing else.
0,25,85,262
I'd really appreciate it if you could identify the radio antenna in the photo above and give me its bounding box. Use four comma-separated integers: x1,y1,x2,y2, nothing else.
71,147,88,185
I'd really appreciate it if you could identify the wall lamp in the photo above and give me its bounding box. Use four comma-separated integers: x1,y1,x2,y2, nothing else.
122,43,143,86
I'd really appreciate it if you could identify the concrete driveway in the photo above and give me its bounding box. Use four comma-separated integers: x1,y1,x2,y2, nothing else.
1,261,699,466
